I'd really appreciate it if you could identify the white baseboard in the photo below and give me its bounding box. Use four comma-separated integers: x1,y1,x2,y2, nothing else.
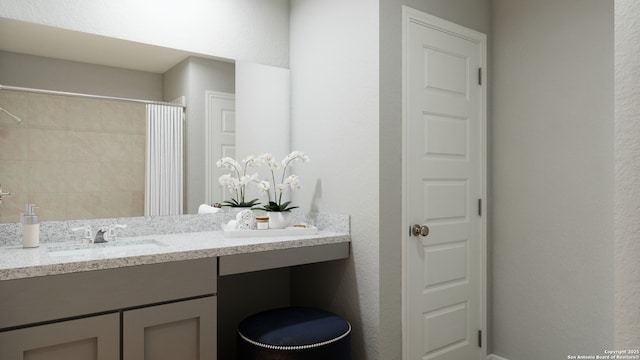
488,355,510,360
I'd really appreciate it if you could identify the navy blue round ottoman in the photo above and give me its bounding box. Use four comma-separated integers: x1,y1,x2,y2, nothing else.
237,307,351,360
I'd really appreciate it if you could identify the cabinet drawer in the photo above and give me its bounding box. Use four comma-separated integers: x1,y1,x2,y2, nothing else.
0,257,217,330
219,242,349,275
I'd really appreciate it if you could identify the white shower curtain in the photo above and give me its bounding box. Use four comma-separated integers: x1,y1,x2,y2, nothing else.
145,104,184,216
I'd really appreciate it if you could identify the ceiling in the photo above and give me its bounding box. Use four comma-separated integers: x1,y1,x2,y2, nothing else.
0,17,216,73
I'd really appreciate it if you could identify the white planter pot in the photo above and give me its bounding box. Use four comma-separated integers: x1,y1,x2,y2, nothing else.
268,212,292,229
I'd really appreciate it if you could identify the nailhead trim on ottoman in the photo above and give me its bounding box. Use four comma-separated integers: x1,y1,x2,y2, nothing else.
237,307,351,360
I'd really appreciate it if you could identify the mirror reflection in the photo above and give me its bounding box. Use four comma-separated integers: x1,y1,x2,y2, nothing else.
0,16,292,224
0,19,259,223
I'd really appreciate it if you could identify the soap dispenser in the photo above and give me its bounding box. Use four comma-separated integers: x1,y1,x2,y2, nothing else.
21,204,39,248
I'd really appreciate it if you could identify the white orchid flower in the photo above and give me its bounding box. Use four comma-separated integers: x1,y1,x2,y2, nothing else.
235,151,309,212
257,180,270,192
230,177,241,190
239,173,259,186
243,155,261,168
282,151,310,167
260,153,280,170
216,157,241,172
285,174,301,190
239,175,251,186
218,174,242,194
218,173,232,186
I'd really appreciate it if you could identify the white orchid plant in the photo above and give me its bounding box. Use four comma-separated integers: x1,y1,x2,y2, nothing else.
217,156,261,208
253,151,311,212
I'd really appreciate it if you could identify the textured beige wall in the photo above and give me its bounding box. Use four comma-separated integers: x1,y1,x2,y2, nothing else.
614,0,640,348
0,91,145,222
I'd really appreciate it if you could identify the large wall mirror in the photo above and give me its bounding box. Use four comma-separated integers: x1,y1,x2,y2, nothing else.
0,17,290,223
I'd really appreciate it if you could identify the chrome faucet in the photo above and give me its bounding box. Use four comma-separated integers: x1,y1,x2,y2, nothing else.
106,224,127,241
0,184,12,206
72,224,127,244
94,224,127,243
72,225,93,243
94,228,108,243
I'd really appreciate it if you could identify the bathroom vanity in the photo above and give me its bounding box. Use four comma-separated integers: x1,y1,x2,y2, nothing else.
0,220,350,360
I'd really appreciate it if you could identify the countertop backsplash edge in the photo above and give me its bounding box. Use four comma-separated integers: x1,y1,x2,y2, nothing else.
0,210,349,247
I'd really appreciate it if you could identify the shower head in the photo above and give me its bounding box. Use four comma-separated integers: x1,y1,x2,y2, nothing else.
0,106,23,124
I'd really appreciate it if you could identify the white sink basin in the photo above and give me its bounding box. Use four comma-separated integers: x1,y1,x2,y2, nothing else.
47,239,166,258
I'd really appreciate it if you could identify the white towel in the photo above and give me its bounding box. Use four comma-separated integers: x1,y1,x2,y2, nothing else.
198,204,222,214
236,209,256,230
236,223,252,231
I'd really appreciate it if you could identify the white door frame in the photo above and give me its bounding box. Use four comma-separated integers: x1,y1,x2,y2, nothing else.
401,6,488,359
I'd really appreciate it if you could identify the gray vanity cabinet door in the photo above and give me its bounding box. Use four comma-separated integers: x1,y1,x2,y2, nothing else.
122,296,217,360
0,313,119,360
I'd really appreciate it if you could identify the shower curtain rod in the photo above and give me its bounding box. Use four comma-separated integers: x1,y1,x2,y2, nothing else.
0,84,186,108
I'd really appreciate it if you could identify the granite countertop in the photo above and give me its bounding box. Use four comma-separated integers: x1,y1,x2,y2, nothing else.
0,230,351,281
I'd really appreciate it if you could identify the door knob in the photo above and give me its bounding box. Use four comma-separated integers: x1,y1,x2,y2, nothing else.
411,224,429,237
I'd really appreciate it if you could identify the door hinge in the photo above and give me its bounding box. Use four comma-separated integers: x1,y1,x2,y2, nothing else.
478,68,482,85
478,198,482,216
478,329,482,347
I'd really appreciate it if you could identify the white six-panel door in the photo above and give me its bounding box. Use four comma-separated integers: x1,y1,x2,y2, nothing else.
403,7,487,360
205,91,236,205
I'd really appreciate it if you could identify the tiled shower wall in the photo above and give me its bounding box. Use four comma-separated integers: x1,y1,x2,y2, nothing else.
0,90,146,223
